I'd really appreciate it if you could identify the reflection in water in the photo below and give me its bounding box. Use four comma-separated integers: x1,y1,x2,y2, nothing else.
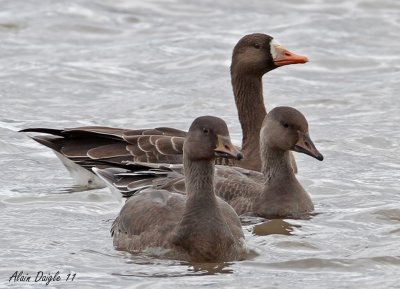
373,208,400,222
111,256,234,277
0,22,22,31
188,262,234,275
60,185,102,194
240,214,266,225
252,219,301,236
106,249,236,276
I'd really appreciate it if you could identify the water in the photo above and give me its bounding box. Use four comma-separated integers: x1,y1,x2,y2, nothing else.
1,0,400,288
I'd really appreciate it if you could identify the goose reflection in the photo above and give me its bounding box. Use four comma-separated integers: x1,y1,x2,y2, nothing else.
252,219,302,236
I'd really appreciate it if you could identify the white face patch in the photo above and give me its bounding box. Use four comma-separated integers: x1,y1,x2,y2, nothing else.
270,39,282,59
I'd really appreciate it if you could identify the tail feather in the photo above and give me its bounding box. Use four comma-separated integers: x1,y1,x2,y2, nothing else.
19,128,65,136
92,165,175,199
29,135,63,152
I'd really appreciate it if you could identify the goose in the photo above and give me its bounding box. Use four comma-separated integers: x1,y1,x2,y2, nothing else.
98,116,248,262
94,107,323,219
21,33,308,188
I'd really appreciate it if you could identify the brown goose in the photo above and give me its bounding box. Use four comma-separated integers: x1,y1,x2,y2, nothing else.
94,107,323,219
96,116,248,262
21,33,308,188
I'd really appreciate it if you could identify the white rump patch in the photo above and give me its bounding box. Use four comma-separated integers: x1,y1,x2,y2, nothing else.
54,151,106,189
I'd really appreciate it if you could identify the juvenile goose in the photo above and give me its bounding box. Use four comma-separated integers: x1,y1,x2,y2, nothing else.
97,116,247,262
21,33,308,188
94,107,323,219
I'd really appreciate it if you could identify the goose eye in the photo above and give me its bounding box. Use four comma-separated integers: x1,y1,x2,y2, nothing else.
254,43,261,49
203,128,210,134
281,122,289,128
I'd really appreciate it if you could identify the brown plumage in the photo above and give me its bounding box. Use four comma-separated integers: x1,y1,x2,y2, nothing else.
94,107,323,219
20,33,308,187
99,116,248,262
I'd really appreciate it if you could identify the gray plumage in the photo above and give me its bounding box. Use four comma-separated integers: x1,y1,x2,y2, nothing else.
95,107,323,219
102,116,248,262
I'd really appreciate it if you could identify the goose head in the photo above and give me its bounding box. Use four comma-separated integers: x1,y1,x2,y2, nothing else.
231,33,308,77
261,106,323,161
184,116,243,161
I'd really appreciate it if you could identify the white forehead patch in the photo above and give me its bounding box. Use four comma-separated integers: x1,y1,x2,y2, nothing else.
270,39,281,59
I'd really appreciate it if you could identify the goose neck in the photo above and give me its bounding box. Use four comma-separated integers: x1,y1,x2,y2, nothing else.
261,147,294,183
183,157,217,205
231,73,266,153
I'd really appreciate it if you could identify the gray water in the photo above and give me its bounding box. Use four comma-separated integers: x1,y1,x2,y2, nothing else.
1,0,400,288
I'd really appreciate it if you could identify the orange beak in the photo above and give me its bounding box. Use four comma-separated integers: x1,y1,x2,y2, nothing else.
273,45,309,67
